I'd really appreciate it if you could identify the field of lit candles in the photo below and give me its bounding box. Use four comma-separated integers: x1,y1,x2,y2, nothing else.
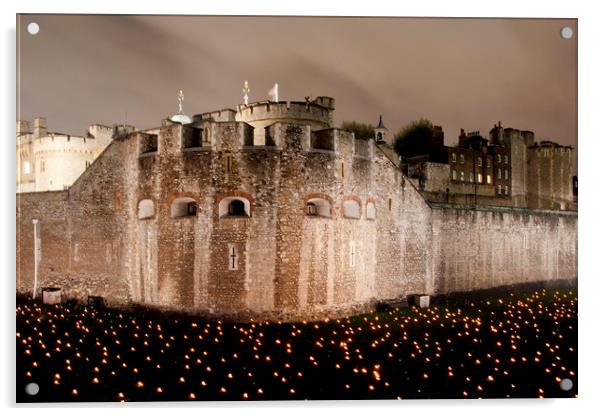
16,286,577,402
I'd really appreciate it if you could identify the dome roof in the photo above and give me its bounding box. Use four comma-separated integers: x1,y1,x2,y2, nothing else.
170,113,192,124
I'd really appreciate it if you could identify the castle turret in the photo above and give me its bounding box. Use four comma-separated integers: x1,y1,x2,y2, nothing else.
34,117,47,138
17,120,31,135
374,115,390,145
235,96,335,145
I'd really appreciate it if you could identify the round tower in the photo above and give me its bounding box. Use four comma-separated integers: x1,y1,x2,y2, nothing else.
236,96,335,145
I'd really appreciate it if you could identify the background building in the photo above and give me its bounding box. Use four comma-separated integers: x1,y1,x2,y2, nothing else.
16,117,134,193
405,122,575,211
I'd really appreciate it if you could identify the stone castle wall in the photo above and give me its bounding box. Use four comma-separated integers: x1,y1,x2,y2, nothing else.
431,205,577,294
17,120,114,193
16,119,578,320
508,134,529,207
528,146,574,210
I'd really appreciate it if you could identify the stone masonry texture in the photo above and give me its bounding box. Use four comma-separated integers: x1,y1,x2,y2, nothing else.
16,98,578,320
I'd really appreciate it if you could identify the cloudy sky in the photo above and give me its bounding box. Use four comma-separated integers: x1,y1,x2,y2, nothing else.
17,15,576,155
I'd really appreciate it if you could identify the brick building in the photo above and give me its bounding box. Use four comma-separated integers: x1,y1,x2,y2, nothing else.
406,122,575,211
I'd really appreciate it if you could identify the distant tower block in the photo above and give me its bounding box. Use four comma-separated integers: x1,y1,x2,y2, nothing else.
374,115,390,145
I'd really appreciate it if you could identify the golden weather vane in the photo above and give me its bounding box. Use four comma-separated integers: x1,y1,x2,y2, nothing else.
177,89,185,114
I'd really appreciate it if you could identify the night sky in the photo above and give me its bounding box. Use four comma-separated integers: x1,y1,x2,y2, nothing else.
17,15,577,155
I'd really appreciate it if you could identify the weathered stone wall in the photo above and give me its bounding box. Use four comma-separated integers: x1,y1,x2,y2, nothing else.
422,162,449,193
505,130,529,207
528,146,574,211
16,116,578,320
431,205,577,294
16,191,69,294
16,132,137,302
235,100,334,145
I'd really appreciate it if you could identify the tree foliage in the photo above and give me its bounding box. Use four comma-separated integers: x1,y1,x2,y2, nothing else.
393,118,434,158
341,121,375,140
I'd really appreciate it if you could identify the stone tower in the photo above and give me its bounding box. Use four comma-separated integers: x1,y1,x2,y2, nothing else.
374,115,390,145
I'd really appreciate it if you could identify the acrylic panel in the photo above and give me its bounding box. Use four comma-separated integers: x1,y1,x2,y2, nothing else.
16,15,577,402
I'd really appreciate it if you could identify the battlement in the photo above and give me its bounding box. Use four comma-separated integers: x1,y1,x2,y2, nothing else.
17,120,31,135
531,140,572,149
111,124,137,139
529,142,574,155
502,127,535,146
311,128,337,152
32,133,97,152
311,96,335,109
144,118,375,162
192,109,237,123
138,132,159,154
236,100,333,127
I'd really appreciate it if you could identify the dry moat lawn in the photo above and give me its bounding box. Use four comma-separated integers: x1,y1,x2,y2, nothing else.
16,285,577,402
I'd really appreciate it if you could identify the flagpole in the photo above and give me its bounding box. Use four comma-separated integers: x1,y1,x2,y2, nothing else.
32,219,39,299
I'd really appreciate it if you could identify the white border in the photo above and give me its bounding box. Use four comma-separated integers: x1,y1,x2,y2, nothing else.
2,1,600,415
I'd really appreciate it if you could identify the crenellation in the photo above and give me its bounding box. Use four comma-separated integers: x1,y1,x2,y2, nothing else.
310,128,337,152
16,95,577,320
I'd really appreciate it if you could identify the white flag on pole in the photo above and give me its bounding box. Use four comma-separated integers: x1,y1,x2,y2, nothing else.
268,83,279,102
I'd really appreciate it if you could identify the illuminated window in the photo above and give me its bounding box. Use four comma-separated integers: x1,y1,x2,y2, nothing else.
452,170,457,180
469,172,474,182
451,153,457,163
497,168,502,179
498,185,502,195
459,154,464,164
460,171,465,182
486,175,492,184
477,157,482,167
497,154,501,163
477,173,483,183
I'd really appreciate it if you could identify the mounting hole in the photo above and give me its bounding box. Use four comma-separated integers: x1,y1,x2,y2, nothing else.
559,378,573,391
560,26,573,40
27,22,40,35
25,382,39,395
